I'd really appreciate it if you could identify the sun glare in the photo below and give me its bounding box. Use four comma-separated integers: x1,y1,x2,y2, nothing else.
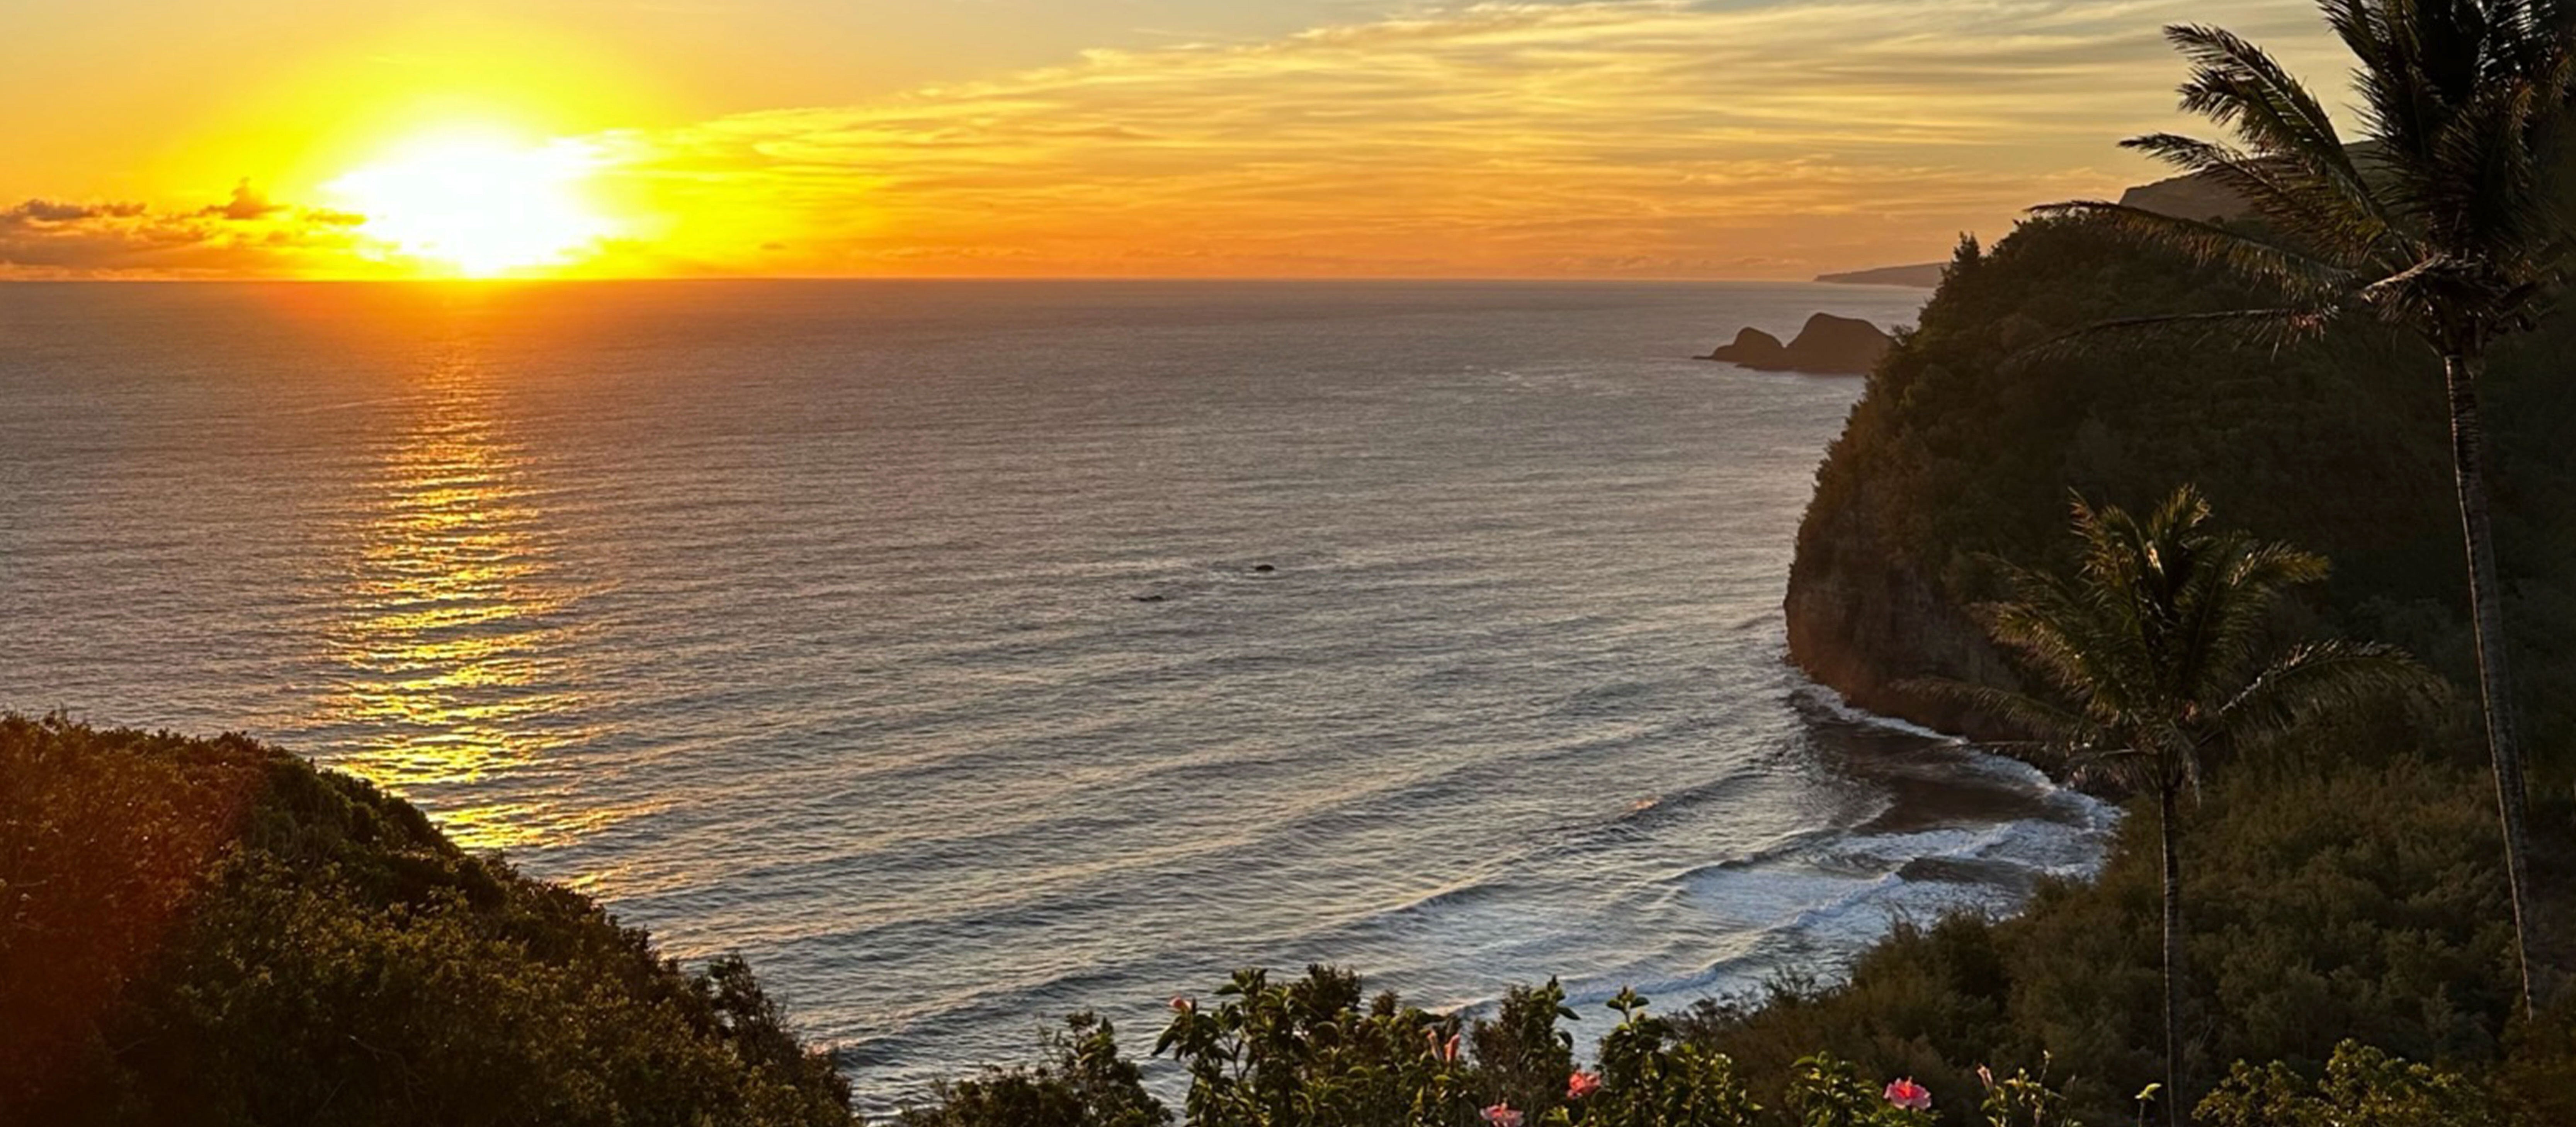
326,132,618,277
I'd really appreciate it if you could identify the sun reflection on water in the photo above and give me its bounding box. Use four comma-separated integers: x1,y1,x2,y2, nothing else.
311,355,597,852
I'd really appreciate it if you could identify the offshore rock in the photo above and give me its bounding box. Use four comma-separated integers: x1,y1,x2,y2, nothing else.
1704,313,1892,375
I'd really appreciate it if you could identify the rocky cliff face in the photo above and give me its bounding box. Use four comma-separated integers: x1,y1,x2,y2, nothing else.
1783,450,2021,738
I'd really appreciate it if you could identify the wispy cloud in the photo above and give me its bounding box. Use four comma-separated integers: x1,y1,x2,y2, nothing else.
10,0,2341,278
596,0,2334,277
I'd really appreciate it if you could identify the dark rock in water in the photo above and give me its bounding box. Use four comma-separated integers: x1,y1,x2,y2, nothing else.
1132,593,1166,602
1780,313,1896,373
1703,313,1892,375
1251,563,1276,573
1704,327,1789,369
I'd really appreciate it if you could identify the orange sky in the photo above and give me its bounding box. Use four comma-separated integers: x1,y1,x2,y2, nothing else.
2,0,2351,280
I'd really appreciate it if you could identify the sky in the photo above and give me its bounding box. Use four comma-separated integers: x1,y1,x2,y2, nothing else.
2,0,2354,279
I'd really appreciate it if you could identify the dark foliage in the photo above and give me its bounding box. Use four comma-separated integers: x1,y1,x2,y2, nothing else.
898,1013,1166,1127
1677,743,2535,1123
0,715,852,1127
1795,215,2576,783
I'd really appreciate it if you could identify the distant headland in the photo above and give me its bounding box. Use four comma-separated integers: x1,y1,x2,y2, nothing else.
1816,168,2251,291
1813,262,1943,287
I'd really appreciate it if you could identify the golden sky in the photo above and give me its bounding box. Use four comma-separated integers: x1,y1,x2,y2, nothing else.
2,0,2349,280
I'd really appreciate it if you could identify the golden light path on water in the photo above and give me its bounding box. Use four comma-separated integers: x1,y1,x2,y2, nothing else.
313,348,618,854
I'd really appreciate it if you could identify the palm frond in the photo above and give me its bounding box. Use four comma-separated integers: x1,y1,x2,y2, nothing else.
2184,537,2332,705
2026,200,2358,299
2065,748,2158,794
1999,305,2345,371
2212,639,2444,746
1978,586,2126,717
2166,23,2359,164
2162,24,2396,244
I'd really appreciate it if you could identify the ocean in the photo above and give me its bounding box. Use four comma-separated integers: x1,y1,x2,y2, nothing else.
0,279,2110,1110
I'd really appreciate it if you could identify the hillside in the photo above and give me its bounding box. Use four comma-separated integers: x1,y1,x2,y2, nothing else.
0,716,853,1127
1782,219,2576,765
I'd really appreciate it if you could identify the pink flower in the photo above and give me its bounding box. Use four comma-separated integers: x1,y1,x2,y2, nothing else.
1884,1078,1932,1112
1567,1070,1602,1100
1170,996,1194,1013
1976,1064,1996,1091
1480,1103,1523,1127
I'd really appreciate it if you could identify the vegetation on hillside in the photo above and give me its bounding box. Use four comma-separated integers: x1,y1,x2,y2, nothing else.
0,715,852,1127
1908,487,2435,1114
1677,736,2574,1125
2035,0,2576,1019
1794,212,2576,753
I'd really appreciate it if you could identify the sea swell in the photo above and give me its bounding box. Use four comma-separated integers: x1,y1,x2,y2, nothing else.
1,279,2115,1117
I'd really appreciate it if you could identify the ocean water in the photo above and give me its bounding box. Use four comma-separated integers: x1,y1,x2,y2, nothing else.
0,279,2110,1109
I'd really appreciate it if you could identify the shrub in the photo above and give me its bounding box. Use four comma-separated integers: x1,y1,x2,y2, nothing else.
0,715,852,1127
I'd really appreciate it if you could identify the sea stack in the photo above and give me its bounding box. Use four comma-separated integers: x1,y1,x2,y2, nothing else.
1704,313,1892,375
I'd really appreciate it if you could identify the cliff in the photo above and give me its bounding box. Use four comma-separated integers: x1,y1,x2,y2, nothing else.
1780,221,2576,742
1783,483,2020,737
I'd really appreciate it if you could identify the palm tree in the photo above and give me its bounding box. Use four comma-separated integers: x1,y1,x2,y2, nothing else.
2032,0,2576,1016
1916,486,2432,1124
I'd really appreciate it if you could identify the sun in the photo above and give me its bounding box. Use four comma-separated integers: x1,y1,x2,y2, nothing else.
326,130,619,278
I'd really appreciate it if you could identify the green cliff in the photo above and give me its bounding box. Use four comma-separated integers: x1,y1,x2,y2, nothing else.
1784,217,2576,761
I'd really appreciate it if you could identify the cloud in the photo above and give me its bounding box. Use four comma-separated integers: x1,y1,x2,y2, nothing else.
8,0,2346,277
0,185,376,278
5,199,147,223
199,180,285,221
592,0,2337,277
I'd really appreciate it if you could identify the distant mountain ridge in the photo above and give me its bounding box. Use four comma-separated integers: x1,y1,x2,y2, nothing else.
2115,170,2250,221
1815,263,1945,288
1820,169,2253,290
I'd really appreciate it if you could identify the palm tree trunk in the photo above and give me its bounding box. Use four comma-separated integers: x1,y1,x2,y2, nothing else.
2443,352,2539,1017
2159,782,2186,1126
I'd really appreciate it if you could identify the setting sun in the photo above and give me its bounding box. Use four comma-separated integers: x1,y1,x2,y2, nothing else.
325,131,617,277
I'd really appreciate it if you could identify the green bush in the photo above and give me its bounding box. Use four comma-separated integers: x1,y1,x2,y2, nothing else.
1139,969,1942,1127
0,715,852,1127
2197,1041,2502,1127
1676,746,2523,1123
898,1013,1165,1127
901,963,2547,1127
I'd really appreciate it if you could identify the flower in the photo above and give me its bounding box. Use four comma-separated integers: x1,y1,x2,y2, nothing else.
1169,996,1194,1013
1884,1078,1932,1112
1480,1103,1523,1127
1566,1070,1602,1100
1977,1064,1995,1091
1442,1032,1462,1063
